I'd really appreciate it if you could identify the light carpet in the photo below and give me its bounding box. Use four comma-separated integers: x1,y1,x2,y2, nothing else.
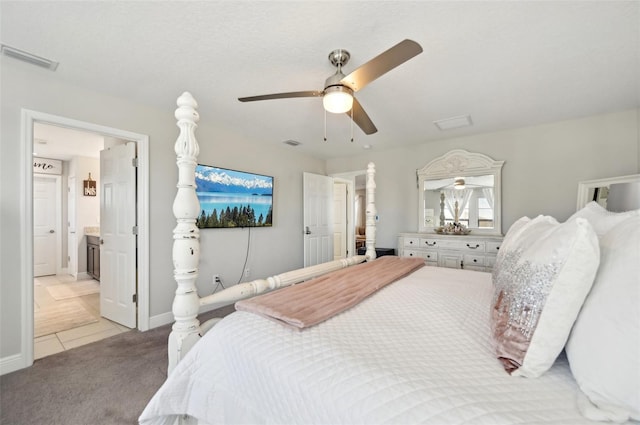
46,280,100,300
35,299,99,337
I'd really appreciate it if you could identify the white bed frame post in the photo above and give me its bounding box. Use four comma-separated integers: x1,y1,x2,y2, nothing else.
168,92,203,374
166,93,377,376
365,162,377,260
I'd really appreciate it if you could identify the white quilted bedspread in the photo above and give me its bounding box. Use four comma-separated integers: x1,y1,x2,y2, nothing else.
140,266,604,425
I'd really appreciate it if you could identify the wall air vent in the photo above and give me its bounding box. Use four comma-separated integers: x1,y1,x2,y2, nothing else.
1,44,59,71
283,140,301,147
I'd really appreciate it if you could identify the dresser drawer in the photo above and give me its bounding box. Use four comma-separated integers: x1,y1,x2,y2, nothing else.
404,237,419,248
419,238,439,249
486,241,501,254
462,241,486,252
464,254,485,267
403,249,422,258
423,251,437,262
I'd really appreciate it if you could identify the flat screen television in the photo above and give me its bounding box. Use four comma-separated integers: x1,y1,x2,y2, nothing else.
195,164,273,228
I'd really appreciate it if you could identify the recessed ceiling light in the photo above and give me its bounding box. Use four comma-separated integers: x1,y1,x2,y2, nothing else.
1,44,59,71
433,115,473,131
362,144,372,150
283,139,301,147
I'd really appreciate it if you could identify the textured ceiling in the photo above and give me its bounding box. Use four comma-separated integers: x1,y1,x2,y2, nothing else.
2,1,639,160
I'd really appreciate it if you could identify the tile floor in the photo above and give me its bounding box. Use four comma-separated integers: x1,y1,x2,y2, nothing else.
34,274,131,360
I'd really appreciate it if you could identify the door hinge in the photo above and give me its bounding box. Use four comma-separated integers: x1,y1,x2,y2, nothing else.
132,157,139,167
132,293,137,304
132,225,138,235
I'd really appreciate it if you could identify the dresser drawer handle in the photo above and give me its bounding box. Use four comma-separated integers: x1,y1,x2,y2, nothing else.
473,259,478,263
409,240,414,245
425,241,436,247
466,243,480,249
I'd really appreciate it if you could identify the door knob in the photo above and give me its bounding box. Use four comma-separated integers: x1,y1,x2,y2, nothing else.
304,226,311,235
100,239,104,245
49,230,55,233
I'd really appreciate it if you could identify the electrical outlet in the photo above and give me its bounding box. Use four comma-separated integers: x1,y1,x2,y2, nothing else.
244,268,250,278
213,274,220,284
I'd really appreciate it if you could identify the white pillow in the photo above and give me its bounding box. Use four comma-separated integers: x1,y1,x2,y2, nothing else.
568,201,640,237
566,215,640,422
492,216,530,279
491,215,600,377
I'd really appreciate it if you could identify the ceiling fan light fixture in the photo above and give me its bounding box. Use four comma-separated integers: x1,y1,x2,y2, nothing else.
454,178,466,190
323,86,353,113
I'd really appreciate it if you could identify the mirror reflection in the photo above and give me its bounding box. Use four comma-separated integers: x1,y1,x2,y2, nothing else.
417,149,504,235
423,174,495,229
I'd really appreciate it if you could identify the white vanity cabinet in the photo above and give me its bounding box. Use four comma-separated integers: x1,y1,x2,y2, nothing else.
397,233,503,272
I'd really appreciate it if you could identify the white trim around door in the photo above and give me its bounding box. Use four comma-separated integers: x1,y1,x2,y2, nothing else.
15,109,150,373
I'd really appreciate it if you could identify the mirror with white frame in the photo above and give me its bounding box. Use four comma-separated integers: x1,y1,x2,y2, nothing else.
417,150,504,235
576,174,640,212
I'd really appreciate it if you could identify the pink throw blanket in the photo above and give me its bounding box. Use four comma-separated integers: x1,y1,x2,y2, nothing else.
235,256,425,330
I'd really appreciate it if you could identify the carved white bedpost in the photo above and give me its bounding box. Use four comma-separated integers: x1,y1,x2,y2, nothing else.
168,92,202,374
365,162,377,260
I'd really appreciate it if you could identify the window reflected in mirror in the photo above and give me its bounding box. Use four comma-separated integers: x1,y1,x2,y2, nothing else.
424,175,495,229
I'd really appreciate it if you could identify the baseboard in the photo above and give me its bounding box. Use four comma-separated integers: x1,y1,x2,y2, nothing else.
149,303,234,330
0,353,29,376
76,272,90,280
149,311,175,329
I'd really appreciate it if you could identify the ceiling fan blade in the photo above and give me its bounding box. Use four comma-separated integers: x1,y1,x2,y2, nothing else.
348,97,377,135
340,39,423,92
238,91,322,102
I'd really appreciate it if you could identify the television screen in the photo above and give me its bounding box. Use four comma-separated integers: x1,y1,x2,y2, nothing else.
195,164,273,228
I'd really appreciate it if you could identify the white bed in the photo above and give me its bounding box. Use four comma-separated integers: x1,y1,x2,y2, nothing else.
141,266,596,425
140,93,639,425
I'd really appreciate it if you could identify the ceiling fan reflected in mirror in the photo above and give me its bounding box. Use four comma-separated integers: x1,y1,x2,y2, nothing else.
238,39,423,136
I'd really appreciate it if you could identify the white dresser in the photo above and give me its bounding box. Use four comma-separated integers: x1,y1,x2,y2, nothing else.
397,233,503,272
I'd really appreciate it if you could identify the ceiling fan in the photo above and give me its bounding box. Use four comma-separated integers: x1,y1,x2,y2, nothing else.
238,39,423,136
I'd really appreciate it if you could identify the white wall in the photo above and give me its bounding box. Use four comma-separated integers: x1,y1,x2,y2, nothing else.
0,58,325,366
326,109,640,249
2,56,638,372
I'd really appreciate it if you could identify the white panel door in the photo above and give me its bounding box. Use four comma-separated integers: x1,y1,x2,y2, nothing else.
33,176,58,277
333,182,347,260
303,172,334,267
100,142,136,328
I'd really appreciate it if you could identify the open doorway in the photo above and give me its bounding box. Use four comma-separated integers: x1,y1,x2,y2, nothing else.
21,109,150,367
331,169,367,259
32,124,134,358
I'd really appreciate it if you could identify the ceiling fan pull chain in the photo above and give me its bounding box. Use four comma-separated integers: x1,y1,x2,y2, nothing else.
350,108,354,142
324,109,327,142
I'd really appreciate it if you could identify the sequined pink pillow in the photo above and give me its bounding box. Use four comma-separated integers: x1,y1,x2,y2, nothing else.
491,215,600,377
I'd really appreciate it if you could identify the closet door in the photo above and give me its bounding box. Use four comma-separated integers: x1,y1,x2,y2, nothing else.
303,172,334,267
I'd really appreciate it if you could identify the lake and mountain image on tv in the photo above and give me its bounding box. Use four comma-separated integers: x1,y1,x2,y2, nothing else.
195,164,273,228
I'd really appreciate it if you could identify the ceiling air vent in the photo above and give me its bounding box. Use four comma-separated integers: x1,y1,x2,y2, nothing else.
283,140,301,147
1,44,59,71
433,115,473,131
